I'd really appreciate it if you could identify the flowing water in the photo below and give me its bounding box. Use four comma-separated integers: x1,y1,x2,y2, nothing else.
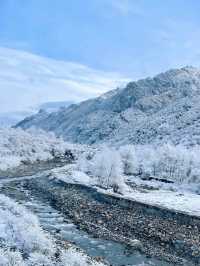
0,182,174,266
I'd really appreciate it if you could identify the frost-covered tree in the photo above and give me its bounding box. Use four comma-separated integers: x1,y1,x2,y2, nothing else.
75,143,200,188
91,146,124,192
76,153,90,173
133,143,200,184
76,149,96,174
119,145,138,175
0,128,79,171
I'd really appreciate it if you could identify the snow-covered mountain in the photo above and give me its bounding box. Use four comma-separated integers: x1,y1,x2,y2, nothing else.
38,101,73,113
0,111,31,127
17,66,200,146
0,101,74,127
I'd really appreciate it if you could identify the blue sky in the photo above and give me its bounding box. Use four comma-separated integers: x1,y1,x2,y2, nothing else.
1,0,200,78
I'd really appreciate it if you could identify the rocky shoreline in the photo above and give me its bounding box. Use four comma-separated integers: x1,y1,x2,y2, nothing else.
1,175,200,266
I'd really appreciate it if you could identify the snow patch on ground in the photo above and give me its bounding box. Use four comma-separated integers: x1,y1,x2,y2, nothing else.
96,186,200,217
49,164,92,186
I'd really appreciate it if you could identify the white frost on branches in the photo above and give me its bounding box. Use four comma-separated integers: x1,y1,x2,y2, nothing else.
119,145,138,175
1,127,200,190
0,128,71,171
75,143,200,191
75,146,127,192
0,195,105,266
135,144,200,184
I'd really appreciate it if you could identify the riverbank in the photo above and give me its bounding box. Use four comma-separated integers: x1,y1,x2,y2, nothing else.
1,175,199,265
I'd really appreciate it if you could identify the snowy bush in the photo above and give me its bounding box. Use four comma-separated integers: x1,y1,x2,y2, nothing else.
119,145,138,175
86,146,125,192
0,195,105,266
76,144,200,188
76,154,89,173
0,249,25,266
132,144,200,185
0,195,54,255
76,147,99,172
0,128,74,171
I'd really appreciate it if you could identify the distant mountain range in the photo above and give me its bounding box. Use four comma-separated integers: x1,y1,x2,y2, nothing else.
0,111,31,127
0,101,73,127
17,66,200,146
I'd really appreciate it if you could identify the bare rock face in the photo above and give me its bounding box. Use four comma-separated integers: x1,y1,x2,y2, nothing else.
16,66,200,146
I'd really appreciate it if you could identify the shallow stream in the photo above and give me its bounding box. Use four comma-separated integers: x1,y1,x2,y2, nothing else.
0,182,174,266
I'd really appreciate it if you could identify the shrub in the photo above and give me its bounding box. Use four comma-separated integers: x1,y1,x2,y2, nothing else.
91,146,124,191
119,145,138,175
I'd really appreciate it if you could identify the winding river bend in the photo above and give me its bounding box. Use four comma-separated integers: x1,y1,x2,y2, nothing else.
0,177,175,266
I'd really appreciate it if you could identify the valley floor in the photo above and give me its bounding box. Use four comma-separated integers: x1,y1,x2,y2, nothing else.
1,165,200,266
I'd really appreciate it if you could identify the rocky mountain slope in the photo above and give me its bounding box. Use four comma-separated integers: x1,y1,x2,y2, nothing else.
16,66,200,146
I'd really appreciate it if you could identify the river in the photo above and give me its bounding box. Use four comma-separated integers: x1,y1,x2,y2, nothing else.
0,180,174,266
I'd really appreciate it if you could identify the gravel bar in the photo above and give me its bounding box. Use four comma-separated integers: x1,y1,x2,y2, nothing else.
1,176,199,266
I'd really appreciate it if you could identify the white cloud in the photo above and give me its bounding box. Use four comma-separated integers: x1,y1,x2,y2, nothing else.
95,0,144,16
0,47,129,113
152,18,200,67
107,0,143,16
109,0,132,15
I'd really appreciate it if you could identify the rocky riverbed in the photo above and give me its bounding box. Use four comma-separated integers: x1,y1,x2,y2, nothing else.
0,175,199,265
0,182,171,266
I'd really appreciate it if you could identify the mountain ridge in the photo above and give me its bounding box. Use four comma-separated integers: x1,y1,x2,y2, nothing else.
0,101,74,127
16,66,200,146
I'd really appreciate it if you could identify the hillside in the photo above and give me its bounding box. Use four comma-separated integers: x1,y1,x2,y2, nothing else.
17,66,200,146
